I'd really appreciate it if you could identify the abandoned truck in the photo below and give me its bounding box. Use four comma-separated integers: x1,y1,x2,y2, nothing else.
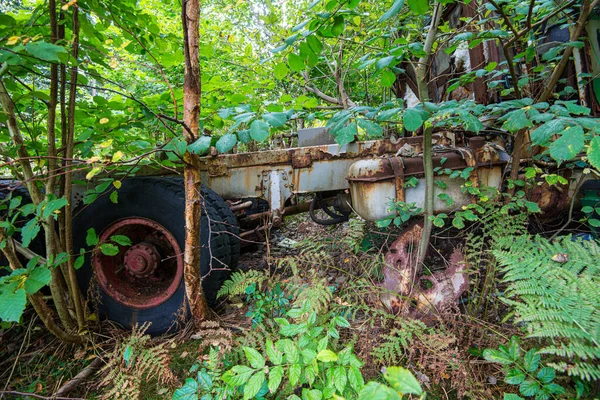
0,128,585,334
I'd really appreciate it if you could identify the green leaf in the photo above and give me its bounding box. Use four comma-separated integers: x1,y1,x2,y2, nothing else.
266,339,283,365
250,120,270,143
503,395,524,400
335,124,357,146
358,119,384,138
482,349,513,365
288,53,305,72
100,243,119,256
86,228,99,246
348,365,364,391
379,0,405,22
109,191,118,204
523,349,540,372
268,365,283,393
503,109,531,133
536,367,555,384
215,133,237,153
333,366,347,394
21,218,40,248
243,347,265,369
317,349,338,362
530,119,564,145
403,108,423,132
407,0,428,14
505,368,526,385
548,125,584,162
172,378,198,400
376,56,396,70
188,136,212,155
587,136,600,170
25,41,67,62
289,364,302,386
243,372,265,400
307,35,323,54
331,15,345,37
25,267,51,295
380,69,396,88
274,62,289,79
519,380,540,397
0,286,26,322
223,365,255,386
263,112,287,128
358,382,402,399
384,366,423,395
110,235,131,246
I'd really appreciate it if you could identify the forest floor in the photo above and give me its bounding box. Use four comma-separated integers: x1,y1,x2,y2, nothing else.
0,211,591,400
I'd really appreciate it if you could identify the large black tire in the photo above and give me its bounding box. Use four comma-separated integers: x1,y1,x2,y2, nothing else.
73,177,240,335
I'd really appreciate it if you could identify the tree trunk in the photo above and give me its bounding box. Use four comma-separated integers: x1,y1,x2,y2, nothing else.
182,0,210,325
415,1,443,266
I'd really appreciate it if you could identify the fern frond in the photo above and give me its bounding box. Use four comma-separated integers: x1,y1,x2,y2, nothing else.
494,235,600,381
217,269,268,299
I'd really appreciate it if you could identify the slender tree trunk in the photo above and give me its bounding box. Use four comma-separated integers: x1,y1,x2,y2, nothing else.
182,0,210,325
63,3,86,332
415,1,443,265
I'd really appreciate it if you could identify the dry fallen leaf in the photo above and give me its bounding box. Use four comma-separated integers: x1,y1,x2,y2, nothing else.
551,253,569,263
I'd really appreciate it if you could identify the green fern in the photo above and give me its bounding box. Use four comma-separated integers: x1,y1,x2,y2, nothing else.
342,218,366,253
216,269,268,299
371,318,429,365
285,273,334,315
493,235,600,381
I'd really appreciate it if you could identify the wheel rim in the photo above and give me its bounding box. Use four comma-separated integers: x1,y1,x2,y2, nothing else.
93,217,183,309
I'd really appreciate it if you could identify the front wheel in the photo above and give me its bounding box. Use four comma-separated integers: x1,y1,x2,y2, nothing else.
73,177,239,335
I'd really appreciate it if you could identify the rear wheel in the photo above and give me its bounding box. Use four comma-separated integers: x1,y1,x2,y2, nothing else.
73,177,239,335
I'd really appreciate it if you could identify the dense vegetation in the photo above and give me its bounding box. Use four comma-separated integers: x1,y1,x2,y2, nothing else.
1,0,600,398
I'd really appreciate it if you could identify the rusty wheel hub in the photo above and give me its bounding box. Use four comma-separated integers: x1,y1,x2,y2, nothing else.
124,243,160,278
93,217,183,309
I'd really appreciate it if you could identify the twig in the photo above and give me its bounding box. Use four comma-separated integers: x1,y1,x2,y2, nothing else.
550,173,587,240
53,358,104,397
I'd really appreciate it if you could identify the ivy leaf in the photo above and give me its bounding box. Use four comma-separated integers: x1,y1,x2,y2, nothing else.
358,119,383,137
403,108,423,132
587,136,600,170
215,133,237,153
548,125,584,162
25,41,66,62
0,285,26,322
243,372,265,400
379,0,405,22
407,0,428,14
21,218,40,248
100,243,119,256
530,119,564,146
243,347,265,369
172,378,198,400
25,267,51,295
250,120,270,142
188,136,212,155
